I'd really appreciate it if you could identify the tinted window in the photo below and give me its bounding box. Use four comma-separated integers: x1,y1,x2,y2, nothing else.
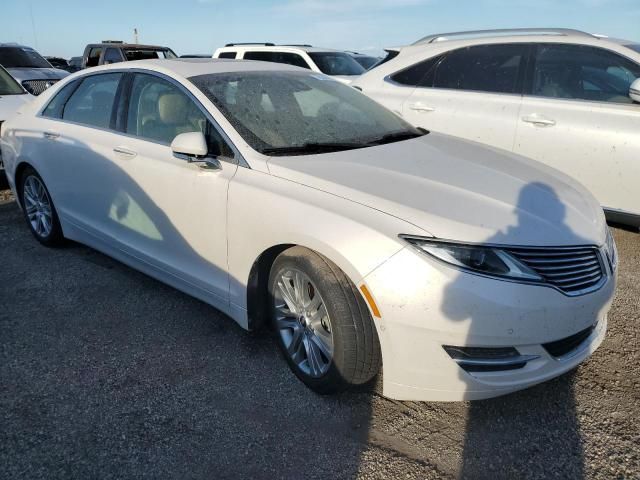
86,47,102,67
391,55,442,87
308,52,365,75
0,46,51,68
104,48,123,64
531,44,640,104
432,44,526,94
123,49,177,61
243,51,310,69
218,51,237,59
126,74,232,156
42,80,81,118
353,56,380,70
62,73,122,128
0,66,24,95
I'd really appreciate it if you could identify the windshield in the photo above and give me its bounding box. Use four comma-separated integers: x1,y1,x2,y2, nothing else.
353,56,380,70
0,46,51,68
189,71,422,155
307,52,365,76
123,48,177,61
0,66,24,94
629,44,640,54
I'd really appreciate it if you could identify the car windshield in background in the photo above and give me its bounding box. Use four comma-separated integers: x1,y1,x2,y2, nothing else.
123,48,177,61
0,66,24,95
629,44,640,54
0,47,51,68
353,56,380,70
308,52,366,76
189,71,423,156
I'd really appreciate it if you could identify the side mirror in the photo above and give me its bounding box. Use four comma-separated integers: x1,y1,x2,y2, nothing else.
630,78,640,104
171,131,221,169
171,131,208,157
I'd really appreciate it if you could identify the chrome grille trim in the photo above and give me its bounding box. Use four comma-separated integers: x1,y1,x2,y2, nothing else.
22,79,59,95
507,246,605,296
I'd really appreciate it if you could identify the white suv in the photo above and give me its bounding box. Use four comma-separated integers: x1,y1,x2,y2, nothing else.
213,43,365,83
353,29,640,228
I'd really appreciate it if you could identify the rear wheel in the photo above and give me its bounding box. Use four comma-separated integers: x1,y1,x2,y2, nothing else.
269,246,381,394
19,167,64,246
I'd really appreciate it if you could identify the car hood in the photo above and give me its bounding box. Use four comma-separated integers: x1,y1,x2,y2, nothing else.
0,94,33,120
5,67,69,82
267,133,607,247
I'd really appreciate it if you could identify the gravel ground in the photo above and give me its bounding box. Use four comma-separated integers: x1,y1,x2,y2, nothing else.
1,191,638,479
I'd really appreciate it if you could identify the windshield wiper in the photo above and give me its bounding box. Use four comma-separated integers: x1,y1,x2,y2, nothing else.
261,142,367,156
365,128,429,146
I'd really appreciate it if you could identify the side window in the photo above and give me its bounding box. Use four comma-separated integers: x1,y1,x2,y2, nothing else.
243,51,310,69
62,73,122,128
126,74,233,157
86,47,102,67
531,44,640,104
390,55,442,87
42,80,81,118
104,48,123,65
432,44,527,94
218,51,237,59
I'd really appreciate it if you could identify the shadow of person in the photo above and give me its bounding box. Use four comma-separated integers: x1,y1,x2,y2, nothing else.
440,182,608,479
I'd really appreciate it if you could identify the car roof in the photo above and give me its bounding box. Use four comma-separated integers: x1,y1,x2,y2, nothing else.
87,43,172,50
217,44,344,54
394,28,638,53
86,58,305,78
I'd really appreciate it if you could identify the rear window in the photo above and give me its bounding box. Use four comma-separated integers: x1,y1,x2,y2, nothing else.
123,49,177,61
62,73,122,128
218,51,237,59
0,46,51,68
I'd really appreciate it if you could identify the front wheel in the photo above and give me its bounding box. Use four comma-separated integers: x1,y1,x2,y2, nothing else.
19,167,64,246
269,246,381,394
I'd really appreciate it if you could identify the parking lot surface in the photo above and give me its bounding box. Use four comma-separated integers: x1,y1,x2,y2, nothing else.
1,193,638,479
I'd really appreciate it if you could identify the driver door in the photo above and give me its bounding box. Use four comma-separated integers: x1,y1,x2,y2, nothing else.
104,72,238,303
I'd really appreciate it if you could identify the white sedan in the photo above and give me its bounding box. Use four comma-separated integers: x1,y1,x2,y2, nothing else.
0,59,617,401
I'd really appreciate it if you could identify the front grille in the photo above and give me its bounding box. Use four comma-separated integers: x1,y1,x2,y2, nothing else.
22,79,59,95
543,325,595,357
506,246,604,295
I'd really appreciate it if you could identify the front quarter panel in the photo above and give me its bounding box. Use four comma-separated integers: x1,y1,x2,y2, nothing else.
226,166,429,319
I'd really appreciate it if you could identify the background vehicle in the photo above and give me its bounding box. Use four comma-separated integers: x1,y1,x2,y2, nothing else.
180,54,210,58
346,51,382,70
353,28,640,228
0,59,616,401
82,41,177,68
45,56,70,70
67,56,83,73
0,43,68,95
0,65,32,183
213,43,365,83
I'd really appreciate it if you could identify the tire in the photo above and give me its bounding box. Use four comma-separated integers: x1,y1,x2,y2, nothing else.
269,246,381,394
18,166,64,247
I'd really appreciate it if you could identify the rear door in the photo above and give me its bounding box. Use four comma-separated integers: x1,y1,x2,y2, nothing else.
400,43,529,151
514,43,640,215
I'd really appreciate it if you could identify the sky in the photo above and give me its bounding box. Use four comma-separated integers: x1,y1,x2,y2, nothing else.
2,0,640,58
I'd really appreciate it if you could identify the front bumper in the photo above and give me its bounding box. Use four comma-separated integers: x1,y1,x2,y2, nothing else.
363,246,616,401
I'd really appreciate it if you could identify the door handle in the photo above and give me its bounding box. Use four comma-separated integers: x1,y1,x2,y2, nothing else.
408,103,435,113
43,131,60,140
522,115,556,127
113,147,137,158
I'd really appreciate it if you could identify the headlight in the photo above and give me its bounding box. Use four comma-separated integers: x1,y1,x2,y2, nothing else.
605,228,617,272
400,236,542,281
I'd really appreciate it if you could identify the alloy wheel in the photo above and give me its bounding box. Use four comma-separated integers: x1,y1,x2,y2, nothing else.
23,175,53,238
274,268,334,378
